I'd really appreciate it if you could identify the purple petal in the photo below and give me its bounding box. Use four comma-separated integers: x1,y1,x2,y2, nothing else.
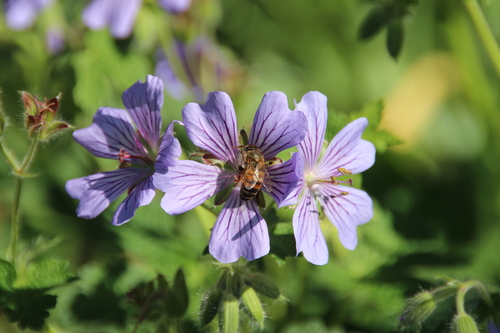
153,160,231,215
158,0,191,14
112,176,156,225
266,153,302,208
280,153,305,207
154,49,188,101
122,75,163,150
155,121,182,174
488,321,500,333
315,117,375,178
182,92,239,165
5,0,52,30
293,187,328,265
46,26,65,54
295,92,328,170
73,107,143,161
82,0,141,39
315,184,373,250
65,168,151,219
248,91,308,160
209,189,270,263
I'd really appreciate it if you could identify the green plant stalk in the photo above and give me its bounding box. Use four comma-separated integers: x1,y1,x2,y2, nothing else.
6,138,40,262
455,279,498,324
463,0,500,77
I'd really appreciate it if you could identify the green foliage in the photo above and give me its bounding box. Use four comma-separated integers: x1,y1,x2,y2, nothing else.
72,31,150,113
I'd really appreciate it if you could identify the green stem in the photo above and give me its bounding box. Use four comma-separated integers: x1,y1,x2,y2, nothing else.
0,140,20,171
463,0,500,77
6,177,22,262
6,138,40,262
19,138,40,174
456,280,497,318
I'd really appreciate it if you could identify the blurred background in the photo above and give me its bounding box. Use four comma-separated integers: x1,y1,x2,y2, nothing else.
1,0,500,332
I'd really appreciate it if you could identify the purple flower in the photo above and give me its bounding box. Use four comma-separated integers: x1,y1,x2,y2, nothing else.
4,0,52,30
153,91,307,263
489,321,500,333
66,75,180,226
82,0,192,39
158,0,191,14
82,0,142,39
285,92,375,265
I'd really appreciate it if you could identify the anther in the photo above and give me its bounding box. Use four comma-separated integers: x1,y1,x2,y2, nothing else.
338,167,352,175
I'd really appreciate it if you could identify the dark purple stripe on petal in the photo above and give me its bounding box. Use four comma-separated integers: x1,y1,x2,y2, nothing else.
122,75,163,150
182,92,239,164
153,160,230,215
295,92,328,170
73,107,143,161
316,184,373,250
65,168,151,219
293,187,328,265
209,190,270,263
112,176,156,225
315,117,375,178
249,91,308,160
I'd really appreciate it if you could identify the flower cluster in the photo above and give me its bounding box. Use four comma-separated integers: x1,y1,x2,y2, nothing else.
66,75,376,265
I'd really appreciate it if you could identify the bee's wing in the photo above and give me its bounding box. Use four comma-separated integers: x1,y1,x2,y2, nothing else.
263,167,272,192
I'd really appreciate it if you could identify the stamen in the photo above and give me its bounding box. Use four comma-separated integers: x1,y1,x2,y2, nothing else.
338,167,352,175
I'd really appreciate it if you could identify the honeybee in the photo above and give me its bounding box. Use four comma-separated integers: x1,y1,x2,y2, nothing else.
235,145,272,202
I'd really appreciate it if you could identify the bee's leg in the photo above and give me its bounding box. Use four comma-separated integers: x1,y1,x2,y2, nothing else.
256,190,266,209
265,157,283,167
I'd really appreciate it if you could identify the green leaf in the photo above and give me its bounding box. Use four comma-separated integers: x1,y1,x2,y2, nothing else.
14,258,75,289
352,100,403,152
358,5,392,40
0,259,16,291
386,18,405,60
71,30,150,114
3,289,57,331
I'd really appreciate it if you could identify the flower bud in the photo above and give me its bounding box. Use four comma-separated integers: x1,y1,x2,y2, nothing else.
200,288,223,327
400,291,437,326
240,286,264,328
245,273,280,299
220,294,239,333
40,121,71,140
452,313,479,333
21,91,40,116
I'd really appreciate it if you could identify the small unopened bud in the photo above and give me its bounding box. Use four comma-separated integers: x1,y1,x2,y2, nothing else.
40,121,71,140
432,285,458,302
220,294,239,333
245,273,280,299
401,291,437,326
200,289,223,327
241,286,264,328
21,91,40,116
453,313,479,333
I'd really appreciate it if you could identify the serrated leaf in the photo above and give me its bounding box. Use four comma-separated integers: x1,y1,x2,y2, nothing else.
14,258,75,289
0,259,16,291
3,289,57,331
